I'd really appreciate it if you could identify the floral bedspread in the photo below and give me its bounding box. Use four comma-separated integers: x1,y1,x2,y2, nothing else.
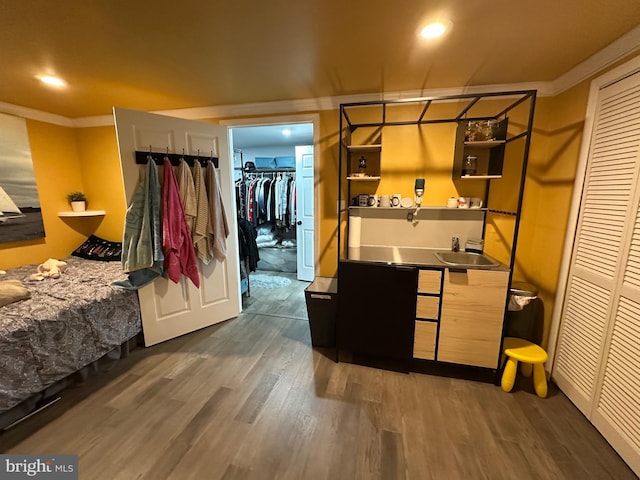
0,257,141,411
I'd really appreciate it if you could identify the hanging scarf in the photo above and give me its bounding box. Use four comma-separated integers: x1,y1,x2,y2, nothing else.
162,158,200,287
205,162,229,262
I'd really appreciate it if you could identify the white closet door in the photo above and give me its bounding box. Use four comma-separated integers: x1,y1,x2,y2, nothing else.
592,190,640,472
553,72,640,474
295,145,314,282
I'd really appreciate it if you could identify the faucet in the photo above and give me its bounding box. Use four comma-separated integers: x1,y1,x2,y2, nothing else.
451,236,460,252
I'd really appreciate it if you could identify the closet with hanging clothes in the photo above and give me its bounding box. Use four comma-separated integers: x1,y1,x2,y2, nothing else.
236,157,297,273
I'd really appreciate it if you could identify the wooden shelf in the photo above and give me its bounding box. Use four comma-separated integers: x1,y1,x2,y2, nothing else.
58,210,106,217
346,144,382,152
459,175,502,180
463,140,506,148
346,176,381,181
349,206,487,211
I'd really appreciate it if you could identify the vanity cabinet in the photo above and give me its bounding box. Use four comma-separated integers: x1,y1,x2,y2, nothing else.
337,261,417,360
338,262,510,369
438,268,510,368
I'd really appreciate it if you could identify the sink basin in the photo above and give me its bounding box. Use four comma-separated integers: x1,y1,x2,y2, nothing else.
434,251,499,268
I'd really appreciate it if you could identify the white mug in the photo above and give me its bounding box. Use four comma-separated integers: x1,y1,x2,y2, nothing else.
379,195,391,208
368,194,378,207
391,194,402,207
458,196,468,208
447,197,458,208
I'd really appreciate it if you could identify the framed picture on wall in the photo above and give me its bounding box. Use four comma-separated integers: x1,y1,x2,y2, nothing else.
0,112,45,244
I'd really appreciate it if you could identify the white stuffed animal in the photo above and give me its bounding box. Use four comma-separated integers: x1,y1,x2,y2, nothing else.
28,258,68,282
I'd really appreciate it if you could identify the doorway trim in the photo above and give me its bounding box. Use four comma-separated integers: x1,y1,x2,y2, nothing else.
221,113,320,280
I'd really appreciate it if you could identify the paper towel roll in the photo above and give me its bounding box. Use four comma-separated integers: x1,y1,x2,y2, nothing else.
348,216,361,247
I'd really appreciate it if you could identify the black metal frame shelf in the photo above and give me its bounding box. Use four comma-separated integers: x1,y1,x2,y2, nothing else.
338,89,537,284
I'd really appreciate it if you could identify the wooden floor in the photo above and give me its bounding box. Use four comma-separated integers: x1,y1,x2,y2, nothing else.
1,271,635,479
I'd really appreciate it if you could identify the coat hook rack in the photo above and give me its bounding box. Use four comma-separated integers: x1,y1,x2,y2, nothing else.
135,150,219,168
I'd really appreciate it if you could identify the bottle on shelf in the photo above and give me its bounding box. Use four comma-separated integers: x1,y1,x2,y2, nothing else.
358,155,367,175
462,155,477,176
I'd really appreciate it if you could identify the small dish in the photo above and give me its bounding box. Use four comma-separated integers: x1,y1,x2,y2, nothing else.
400,197,413,208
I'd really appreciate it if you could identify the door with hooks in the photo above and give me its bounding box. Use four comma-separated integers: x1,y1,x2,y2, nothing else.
114,107,241,346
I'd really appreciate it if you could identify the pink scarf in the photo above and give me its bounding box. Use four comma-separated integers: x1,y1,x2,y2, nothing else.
162,158,200,287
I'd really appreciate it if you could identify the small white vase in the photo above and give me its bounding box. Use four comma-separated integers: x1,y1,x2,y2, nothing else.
71,201,86,212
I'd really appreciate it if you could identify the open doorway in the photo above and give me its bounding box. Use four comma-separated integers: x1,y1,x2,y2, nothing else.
229,120,316,317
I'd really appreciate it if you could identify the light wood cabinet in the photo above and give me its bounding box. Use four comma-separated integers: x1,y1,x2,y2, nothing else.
437,268,509,368
413,268,442,360
418,269,442,294
416,296,439,319
414,321,437,360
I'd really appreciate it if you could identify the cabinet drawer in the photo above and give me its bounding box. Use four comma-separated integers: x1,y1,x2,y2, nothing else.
418,269,442,294
414,321,437,360
416,295,439,319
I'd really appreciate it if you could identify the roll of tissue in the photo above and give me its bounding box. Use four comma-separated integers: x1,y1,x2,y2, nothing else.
348,216,361,247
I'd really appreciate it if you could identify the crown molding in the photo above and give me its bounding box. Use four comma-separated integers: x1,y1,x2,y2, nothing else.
2,27,639,128
71,82,551,128
0,102,74,127
549,24,640,96
73,114,114,128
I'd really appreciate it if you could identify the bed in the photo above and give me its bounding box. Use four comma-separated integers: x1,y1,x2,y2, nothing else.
0,256,141,429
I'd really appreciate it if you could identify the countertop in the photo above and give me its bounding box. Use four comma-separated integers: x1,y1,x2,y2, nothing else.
344,246,509,271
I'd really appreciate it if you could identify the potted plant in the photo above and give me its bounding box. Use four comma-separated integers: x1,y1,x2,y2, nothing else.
67,191,87,212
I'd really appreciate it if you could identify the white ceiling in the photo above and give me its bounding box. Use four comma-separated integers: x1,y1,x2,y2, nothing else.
1,1,640,119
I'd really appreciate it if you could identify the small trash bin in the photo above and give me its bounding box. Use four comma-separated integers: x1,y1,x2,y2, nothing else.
505,281,544,345
305,277,338,347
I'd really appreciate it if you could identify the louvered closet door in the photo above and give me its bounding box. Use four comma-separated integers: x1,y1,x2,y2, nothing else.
591,177,640,472
553,71,640,474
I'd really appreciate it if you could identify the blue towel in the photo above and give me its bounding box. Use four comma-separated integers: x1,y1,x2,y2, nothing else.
113,160,164,289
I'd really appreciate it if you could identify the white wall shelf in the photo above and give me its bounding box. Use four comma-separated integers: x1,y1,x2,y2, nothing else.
346,176,381,181
349,206,487,211
58,210,106,218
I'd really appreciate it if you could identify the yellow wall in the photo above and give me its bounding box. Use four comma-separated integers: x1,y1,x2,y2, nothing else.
75,126,127,241
1,55,636,348
0,122,127,270
513,85,590,346
0,120,85,269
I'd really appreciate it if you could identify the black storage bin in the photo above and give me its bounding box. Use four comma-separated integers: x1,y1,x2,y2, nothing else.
305,277,338,347
505,282,544,345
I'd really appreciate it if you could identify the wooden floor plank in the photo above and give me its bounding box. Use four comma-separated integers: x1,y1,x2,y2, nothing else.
1,272,636,479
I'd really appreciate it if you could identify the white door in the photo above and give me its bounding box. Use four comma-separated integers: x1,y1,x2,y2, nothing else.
552,71,640,475
113,107,241,346
295,145,314,281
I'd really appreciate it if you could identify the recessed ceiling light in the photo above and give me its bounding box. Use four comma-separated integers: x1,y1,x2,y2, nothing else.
37,75,66,87
420,21,448,39
282,128,291,137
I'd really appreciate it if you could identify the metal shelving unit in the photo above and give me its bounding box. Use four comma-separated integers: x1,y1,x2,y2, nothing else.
338,90,537,277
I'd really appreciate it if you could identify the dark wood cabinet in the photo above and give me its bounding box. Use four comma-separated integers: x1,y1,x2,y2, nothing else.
337,261,417,360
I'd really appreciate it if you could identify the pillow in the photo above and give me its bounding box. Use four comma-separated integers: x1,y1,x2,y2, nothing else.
0,280,31,307
72,235,122,262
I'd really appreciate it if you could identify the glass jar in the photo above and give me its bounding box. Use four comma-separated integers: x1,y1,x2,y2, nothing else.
481,120,499,141
465,121,478,142
462,155,477,176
